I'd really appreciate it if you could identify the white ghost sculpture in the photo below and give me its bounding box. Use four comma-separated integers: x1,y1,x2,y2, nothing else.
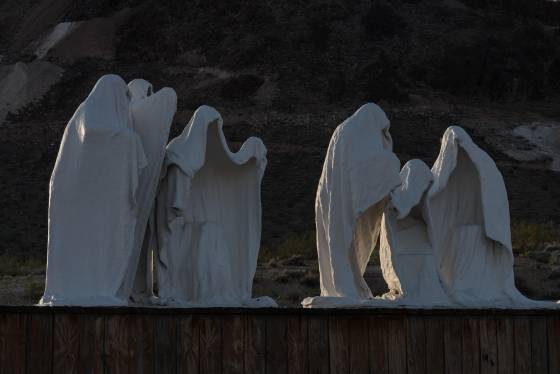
302,103,401,308
154,105,276,307
424,126,543,307
125,79,177,303
379,159,453,307
40,75,148,306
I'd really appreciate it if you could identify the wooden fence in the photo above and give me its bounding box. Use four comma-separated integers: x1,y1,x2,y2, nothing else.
0,306,559,373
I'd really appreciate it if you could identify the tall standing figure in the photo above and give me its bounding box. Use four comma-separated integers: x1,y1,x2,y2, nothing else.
41,75,147,306
154,105,275,307
303,103,401,307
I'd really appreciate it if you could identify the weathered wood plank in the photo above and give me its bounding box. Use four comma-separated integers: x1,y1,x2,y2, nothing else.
105,315,130,374
425,317,445,374
308,316,329,374
496,317,514,374
530,316,548,374
0,313,27,374
26,313,52,374
199,316,222,374
53,313,80,374
245,315,266,374
177,315,199,374
287,316,308,374
370,316,389,374
406,316,426,374
78,314,104,374
513,317,531,374
348,316,369,374
462,317,480,374
387,316,407,374
129,314,153,374
329,316,349,374
154,315,177,374
479,317,497,374
266,316,288,374
444,317,462,374
548,316,560,374
223,315,245,374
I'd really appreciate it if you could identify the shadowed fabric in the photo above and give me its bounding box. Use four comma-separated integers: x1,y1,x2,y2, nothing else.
124,79,177,303
155,105,275,307
303,103,401,307
41,74,147,306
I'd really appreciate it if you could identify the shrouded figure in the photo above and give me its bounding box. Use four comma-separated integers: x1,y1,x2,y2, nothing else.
424,126,534,307
379,159,453,307
303,103,401,308
40,75,147,306
125,79,177,303
154,105,275,307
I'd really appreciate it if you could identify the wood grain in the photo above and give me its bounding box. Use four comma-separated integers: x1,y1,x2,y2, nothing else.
223,315,245,374
26,313,52,374
308,316,329,374
425,317,445,374
53,313,80,374
444,316,462,374
105,315,130,374
348,316,369,374
266,316,288,374
530,316,548,374
177,315,200,374
129,314,153,374
479,317,497,374
329,316,349,374
513,317,531,374
462,317,480,374
78,314,104,374
387,316,407,374
370,316,389,374
496,317,514,374
200,316,222,374
154,315,177,374
406,316,426,374
287,316,308,374
548,316,560,374
245,315,266,374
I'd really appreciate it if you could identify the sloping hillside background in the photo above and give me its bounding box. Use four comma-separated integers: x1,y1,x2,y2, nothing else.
1,0,560,304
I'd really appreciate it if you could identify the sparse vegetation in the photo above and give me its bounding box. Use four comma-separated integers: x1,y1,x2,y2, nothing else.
511,221,560,255
259,231,316,263
0,255,45,277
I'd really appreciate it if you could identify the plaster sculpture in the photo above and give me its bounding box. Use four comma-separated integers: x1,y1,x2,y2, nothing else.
154,105,276,307
40,75,148,306
423,126,539,307
124,79,177,303
379,160,453,307
302,103,401,308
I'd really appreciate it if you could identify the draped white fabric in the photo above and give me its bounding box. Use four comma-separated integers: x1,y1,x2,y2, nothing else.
155,105,275,307
40,75,147,306
379,160,453,306
423,126,536,307
303,103,401,307
125,79,177,303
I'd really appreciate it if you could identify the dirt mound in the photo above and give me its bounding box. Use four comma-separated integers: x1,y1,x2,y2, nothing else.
0,61,64,124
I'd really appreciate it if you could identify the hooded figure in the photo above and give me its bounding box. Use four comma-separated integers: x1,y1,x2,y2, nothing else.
124,79,177,303
424,126,536,307
40,75,147,306
154,105,275,307
379,159,453,306
303,103,401,308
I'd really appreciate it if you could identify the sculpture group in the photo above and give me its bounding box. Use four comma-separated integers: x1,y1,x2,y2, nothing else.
40,75,555,308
